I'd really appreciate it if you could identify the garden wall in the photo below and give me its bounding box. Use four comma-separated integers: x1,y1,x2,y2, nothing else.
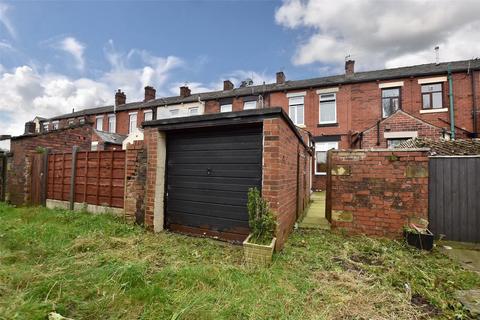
327,149,429,237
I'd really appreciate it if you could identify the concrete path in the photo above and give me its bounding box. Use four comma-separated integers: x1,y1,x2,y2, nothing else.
441,242,480,317
299,192,330,230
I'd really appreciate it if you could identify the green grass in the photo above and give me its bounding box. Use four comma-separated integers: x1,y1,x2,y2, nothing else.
0,203,478,319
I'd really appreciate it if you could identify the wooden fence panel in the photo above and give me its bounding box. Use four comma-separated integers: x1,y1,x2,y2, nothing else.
47,150,126,208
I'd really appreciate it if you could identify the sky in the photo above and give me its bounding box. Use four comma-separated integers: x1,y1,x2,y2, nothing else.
0,0,480,145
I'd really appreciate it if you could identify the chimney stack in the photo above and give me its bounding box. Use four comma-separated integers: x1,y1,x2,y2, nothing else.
180,85,191,97
24,121,35,135
345,60,355,76
144,86,156,102
223,80,234,91
276,71,286,84
115,89,126,106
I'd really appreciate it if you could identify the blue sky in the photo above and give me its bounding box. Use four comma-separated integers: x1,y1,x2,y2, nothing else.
0,0,479,142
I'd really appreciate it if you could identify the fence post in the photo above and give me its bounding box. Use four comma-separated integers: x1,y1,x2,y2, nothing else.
69,146,79,210
0,152,6,202
40,149,49,206
325,149,333,222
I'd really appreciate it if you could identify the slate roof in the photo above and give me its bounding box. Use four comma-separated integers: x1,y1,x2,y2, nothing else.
398,138,480,155
93,129,127,145
42,58,480,121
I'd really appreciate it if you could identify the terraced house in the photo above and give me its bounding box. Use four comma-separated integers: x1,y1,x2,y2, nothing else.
13,58,480,191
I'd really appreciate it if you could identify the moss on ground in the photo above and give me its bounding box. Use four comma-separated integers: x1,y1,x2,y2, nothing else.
0,203,478,319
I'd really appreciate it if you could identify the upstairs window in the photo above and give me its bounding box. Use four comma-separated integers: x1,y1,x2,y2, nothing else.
319,93,337,124
129,113,137,133
79,117,85,125
43,122,49,132
108,114,116,133
220,104,232,112
243,100,256,110
422,83,443,109
382,88,401,118
189,107,199,115
52,121,59,130
144,110,153,121
170,109,179,117
95,116,104,131
288,96,304,125
67,119,75,126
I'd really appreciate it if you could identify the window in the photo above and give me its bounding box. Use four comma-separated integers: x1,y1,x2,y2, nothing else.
189,107,199,115
387,138,409,149
220,104,232,112
144,110,153,122
170,109,179,116
243,100,256,110
79,117,85,125
289,96,304,125
315,141,338,175
422,83,443,109
52,121,59,130
67,119,75,126
108,114,116,133
319,93,336,124
95,116,104,131
43,122,49,132
382,88,401,118
129,113,137,133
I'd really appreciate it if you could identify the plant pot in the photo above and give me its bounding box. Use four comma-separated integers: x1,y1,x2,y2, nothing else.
404,229,434,251
243,235,276,266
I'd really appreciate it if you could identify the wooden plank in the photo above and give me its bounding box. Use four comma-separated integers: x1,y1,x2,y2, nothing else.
96,151,101,205
69,146,79,210
109,150,114,207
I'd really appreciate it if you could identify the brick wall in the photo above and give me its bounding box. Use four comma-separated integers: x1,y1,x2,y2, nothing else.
262,117,312,250
124,140,147,225
328,149,429,237
143,127,161,230
361,111,443,148
7,124,93,205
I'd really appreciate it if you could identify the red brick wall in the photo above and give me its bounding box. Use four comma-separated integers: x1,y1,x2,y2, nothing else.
328,149,429,237
143,127,160,230
262,117,311,250
8,124,93,205
361,111,443,148
124,140,147,225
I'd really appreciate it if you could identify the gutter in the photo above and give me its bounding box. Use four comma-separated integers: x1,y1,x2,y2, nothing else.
448,64,456,140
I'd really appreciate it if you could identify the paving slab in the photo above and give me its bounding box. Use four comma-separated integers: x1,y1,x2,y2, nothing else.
299,192,330,230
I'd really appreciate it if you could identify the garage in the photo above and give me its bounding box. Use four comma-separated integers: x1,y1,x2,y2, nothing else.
142,108,313,249
165,125,262,241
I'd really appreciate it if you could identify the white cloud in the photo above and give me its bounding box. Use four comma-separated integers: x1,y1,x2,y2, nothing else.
0,42,184,139
0,3,16,39
275,0,480,70
57,37,86,72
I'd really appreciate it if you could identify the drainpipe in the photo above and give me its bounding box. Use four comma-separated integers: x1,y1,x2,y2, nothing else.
471,69,478,138
448,64,455,140
376,120,381,146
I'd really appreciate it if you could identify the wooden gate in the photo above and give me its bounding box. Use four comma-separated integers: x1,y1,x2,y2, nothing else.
429,156,480,242
30,153,47,206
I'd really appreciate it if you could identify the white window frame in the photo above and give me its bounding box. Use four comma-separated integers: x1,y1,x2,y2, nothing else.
314,141,338,175
67,119,75,126
188,107,199,115
288,96,304,126
52,120,59,130
220,104,232,113
128,112,137,134
319,92,337,124
108,114,116,133
170,109,179,117
243,100,256,110
79,117,85,125
43,122,49,132
144,110,153,122
95,116,104,131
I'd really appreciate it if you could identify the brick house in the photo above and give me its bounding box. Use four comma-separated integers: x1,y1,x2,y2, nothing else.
12,58,480,193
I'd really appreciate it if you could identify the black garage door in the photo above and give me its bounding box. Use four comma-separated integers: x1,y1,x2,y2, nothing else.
165,124,263,241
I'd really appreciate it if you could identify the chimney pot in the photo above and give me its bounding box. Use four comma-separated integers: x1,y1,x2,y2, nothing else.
180,85,191,97
276,71,286,84
115,89,126,106
24,121,35,135
144,86,156,102
223,80,234,91
345,60,355,76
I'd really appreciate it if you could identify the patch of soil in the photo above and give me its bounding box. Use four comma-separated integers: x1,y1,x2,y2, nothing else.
350,254,384,266
333,257,363,272
411,293,442,318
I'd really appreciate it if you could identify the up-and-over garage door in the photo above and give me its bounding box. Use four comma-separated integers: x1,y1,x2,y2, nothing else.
165,124,262,242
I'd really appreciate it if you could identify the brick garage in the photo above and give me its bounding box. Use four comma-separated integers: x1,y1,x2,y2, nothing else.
141,108,312,250
7,124,93,205
327,149,429,237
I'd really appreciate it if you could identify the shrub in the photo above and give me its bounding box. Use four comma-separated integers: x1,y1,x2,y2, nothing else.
246,187,277,245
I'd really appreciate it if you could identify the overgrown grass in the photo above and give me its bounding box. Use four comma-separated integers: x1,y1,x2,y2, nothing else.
0,203,478,319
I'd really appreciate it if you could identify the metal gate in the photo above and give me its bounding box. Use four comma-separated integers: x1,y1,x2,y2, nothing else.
429,156,480,242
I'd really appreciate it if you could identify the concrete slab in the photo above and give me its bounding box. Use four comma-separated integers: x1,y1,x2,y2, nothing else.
299,191,330,230
440,241,480,274
455,290,480,317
